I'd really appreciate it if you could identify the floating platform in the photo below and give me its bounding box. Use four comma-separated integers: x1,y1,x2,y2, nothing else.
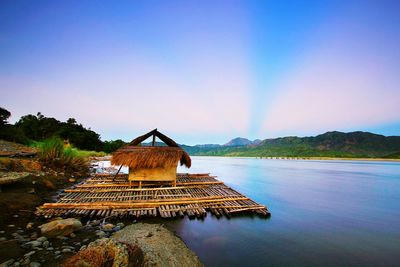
36,173,270,219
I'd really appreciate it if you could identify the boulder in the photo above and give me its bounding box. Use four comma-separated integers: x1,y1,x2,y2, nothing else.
0,259,15,267
39,218,82,237
26,222,34,230
112,223,203,267
101,223,114,232
36,237,47,243
0,172,30,185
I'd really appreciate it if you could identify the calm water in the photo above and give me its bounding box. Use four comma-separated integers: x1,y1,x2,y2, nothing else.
157,157,400,267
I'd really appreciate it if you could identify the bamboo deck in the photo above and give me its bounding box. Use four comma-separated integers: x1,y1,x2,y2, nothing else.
36,173,270,219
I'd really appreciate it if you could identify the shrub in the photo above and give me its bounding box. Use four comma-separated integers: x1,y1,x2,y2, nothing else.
36,137,88,174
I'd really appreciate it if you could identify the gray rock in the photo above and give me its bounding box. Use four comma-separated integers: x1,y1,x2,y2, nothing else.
79,245,87,251
21,258,30,266
17,237,29,243
61,248,72,253
54,251,61,255
36,237,47,243
74,242,81,247
56,236,68,240
62,246,75,250
26,223,34,230
29,262,41,267
0,237,6,241
12,234,27,243
46,247,54,251
0,231,5,234
82,238,89,243
0,259,14,267
89,220,100,226
30,233,38,239
116,222,125,228
31,241,42,247
42,241,49,248
24,241,41,248
13,262,21,267
24,251,36,257
95,230,106,238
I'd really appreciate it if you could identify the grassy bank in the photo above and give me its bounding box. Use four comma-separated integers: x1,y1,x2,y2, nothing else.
30,138,107,174
30,139,107,158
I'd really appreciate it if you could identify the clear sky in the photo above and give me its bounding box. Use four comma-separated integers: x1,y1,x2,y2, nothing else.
1,0,399,145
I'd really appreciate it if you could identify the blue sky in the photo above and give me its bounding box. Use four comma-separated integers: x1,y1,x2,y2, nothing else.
1,0,399,145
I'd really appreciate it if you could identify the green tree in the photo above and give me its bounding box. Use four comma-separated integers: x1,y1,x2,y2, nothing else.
0,107,11,125
67,118,77,124
0,108,29,144
103,139,126,153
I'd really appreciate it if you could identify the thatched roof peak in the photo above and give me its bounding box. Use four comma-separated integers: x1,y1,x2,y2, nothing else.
128,128,180,147
111,129,191,168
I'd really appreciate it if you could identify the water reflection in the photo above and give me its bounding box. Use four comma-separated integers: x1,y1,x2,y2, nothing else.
162,157,400,267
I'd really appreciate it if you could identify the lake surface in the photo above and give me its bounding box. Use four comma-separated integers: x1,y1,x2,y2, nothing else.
158,157,400,267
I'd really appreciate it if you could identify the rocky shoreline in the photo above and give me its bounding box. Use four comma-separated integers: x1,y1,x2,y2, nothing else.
1,216,203,267
0,144,203,267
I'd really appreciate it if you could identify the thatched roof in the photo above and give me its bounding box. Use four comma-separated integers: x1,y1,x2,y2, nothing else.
111,129,191,168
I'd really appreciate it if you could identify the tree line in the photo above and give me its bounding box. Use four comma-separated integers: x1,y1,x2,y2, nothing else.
0,107,126,153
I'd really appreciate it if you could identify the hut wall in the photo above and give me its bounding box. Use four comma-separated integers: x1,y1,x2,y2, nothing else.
128,166,177,182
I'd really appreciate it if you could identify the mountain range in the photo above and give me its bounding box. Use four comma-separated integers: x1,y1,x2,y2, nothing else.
180,131,400,159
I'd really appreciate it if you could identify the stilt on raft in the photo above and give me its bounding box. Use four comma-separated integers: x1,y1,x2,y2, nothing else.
36,129,270,219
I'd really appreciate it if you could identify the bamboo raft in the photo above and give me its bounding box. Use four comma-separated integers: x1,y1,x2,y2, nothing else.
36,173,270,219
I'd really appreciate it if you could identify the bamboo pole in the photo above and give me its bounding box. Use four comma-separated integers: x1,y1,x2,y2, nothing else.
41,197,250,210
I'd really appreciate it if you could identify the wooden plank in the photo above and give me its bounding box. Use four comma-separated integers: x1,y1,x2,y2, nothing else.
67,185,216,192
42,197,250,209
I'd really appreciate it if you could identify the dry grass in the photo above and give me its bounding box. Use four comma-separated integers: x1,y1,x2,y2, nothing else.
63,240,144,267
112,146,191,168
120,129,192,168
63,247,108,267
0,158,42,172
37,137,88,174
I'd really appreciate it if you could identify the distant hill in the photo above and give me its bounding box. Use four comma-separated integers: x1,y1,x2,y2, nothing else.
223,137,261,147
181,131,400,159
195,144,221,148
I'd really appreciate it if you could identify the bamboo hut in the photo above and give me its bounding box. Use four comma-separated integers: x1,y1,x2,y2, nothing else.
111,129,191,188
